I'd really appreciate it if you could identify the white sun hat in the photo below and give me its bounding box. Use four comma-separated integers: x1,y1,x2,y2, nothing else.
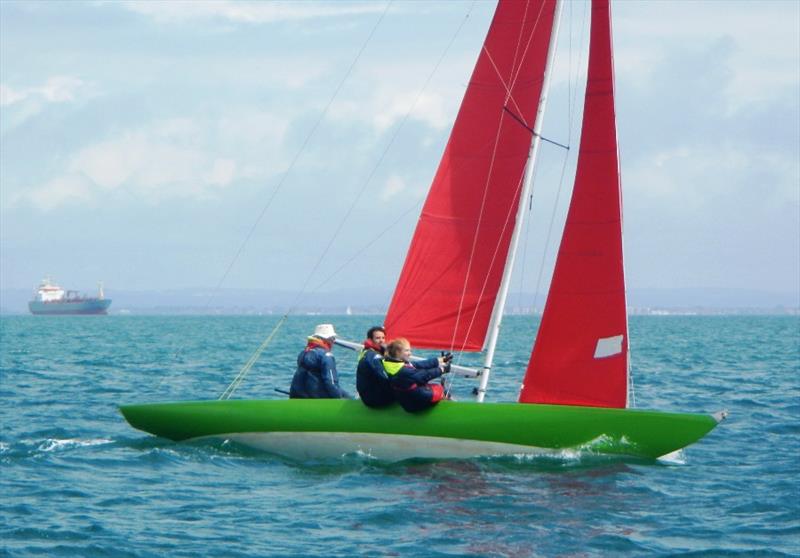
313,323,337,339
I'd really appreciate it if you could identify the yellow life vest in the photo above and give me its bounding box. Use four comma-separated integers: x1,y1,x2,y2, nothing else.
382,360,405,376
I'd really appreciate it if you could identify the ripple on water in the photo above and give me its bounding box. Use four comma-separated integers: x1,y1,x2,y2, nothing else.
1,315,798,557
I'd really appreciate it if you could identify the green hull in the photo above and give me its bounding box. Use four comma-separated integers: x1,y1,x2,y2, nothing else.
120,399,722,461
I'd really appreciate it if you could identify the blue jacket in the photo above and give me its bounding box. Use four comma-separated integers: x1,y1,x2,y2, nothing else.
385,356,442,412
290,345,351,399
356,348,393,408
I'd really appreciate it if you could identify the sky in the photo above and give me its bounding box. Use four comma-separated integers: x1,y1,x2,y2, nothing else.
1,0,798,304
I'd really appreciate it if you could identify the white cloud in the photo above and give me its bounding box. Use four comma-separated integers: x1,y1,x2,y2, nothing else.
612,1,799,109
0,76,87,107
626,142,799,215
373,89,453,134
117,1,387,25
18,113,291,210
66,129,226,197
97,136,203,189
0,85,25,106
27,175,94,212
327,61,468,135
39,76,86,103
0,77,94,133
381,174,406,201
209,158,237,187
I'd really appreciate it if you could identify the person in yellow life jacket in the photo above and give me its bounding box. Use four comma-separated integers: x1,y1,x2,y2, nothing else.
383,338,452,413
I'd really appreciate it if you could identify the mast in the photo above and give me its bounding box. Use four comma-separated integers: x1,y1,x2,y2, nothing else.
475,0,564,403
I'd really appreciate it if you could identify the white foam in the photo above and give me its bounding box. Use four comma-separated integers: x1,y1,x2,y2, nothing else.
657,449,686,465
38,438,113,452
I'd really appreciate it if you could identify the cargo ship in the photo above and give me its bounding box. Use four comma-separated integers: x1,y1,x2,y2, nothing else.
28,279,112,315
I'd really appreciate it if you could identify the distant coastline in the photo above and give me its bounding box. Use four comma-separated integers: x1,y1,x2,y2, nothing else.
1,287,797,316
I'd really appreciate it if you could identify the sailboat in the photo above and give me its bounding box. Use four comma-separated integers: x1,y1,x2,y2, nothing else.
121,0,725,461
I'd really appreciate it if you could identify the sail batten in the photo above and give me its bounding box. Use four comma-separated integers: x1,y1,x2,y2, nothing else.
519,0,629,408
385,0,557,351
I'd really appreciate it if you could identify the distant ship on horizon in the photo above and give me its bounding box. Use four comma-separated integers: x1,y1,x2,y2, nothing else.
28,278,112,315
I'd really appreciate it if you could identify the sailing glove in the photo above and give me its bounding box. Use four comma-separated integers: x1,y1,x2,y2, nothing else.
441,351,454,363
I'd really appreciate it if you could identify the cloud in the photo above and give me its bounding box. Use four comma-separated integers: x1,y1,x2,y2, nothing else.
327,59,469,136
627,143,794,211
381,175,406,201
209,158,237,187
17,113,289,211
612,1,798,109
0,85,25,106
0,76,87,107
26,175,94,212
546,2,799,117
117,1,388,25
68,131,206,192
0,77,94,133
373,89,453,134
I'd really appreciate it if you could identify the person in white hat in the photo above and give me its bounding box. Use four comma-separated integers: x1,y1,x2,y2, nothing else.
289,324,352,399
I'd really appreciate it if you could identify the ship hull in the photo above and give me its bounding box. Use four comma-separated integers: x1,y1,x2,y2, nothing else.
29,299,112,315
120,399,722,462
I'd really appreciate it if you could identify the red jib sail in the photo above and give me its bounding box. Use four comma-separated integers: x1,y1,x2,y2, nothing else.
519,0,628,407
385,0,557,351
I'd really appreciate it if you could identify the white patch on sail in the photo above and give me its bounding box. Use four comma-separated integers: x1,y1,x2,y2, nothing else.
594,335,623,359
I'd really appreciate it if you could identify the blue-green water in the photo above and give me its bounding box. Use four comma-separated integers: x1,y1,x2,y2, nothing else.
1,315,798,557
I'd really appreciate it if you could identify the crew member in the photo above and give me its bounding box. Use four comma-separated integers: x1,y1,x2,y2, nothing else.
289,324,352,399
356,326,392,408
383,338,452,413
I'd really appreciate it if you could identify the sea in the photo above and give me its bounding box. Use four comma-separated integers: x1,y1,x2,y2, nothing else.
1,314,798,557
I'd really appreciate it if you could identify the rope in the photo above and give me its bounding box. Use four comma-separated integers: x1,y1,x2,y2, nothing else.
219,314,288,400
218,1,477,398
311,199,422,293
166,2,392,365
158,4,393,394
286,0,475,312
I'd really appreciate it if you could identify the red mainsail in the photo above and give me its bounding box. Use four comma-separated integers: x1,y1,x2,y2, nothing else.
519,0,628,407
384,0,557,351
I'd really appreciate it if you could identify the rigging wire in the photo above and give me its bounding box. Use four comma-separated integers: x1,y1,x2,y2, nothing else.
282,0,477,314
165,0,393,373
514,0,584,315
211,2,392,315
310,199,423,293
220,1,478,399
448,0,546,356
446,1,550,397
529,0,588,318
158,2,393,395
219,314,288,400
